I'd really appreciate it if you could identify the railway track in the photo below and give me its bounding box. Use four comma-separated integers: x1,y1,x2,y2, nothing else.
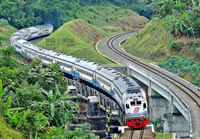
107,33,200,137
120,128,144,139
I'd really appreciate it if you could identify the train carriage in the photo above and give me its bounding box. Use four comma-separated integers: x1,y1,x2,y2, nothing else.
38,51,54,64
27,27,40,40
54,55,76,75
95,67,115,97
37,24,53,35
18,28,30,40
74,60,98,85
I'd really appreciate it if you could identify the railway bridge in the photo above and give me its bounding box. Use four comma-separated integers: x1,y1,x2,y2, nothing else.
101,32,200,138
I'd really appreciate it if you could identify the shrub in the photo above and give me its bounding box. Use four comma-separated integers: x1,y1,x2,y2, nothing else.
182,66,191,72
87,20,93,24
179,72,185,78
73,14,78,19
111,28,121,32
38,123,99,139
191,73,197,80
170,42,183,51
190,80,199,86
148,117,164,133
115,8,119,11
0,19,8,26
188,39,196,47
196,47,200,56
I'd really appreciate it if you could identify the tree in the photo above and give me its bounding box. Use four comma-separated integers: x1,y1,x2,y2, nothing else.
27,61,68,92
0,46,18,68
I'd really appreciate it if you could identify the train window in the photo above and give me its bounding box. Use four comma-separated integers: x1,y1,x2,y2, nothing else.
137,101,141,105
126,104,130,109
131,101,136,106
143,103,146,109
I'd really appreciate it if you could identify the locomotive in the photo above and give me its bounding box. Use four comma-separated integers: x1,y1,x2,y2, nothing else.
10,24,149,129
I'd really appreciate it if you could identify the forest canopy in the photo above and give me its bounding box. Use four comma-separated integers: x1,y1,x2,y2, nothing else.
0,0,154,29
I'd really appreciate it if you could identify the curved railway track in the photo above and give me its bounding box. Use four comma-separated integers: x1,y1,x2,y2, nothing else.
107,33,200,107
106,32,200,137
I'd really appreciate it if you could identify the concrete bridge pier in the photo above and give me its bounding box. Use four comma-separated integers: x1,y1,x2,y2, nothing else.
148,81,190,137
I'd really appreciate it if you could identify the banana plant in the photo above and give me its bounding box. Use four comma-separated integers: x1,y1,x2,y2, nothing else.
28,85,81,127
0,79,9,99
8,109,49,139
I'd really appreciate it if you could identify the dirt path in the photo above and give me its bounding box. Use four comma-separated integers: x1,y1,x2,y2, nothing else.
158,25,173,56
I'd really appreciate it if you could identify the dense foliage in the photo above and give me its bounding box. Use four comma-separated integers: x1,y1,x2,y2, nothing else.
79,0,154,19
152,0,200,37
159,55,200,86
0,47,99,139
149,117,164,133
0,0,154,30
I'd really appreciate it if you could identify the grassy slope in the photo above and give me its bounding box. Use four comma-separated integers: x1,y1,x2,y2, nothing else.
0,25,18,47
36,19,112,64
156,133,172,139
123,18,171,62
113,16,149,31
76,5,139,27
0,115,21,139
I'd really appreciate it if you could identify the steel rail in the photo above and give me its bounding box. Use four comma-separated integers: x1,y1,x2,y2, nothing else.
139,128,144,139
129,129,134,139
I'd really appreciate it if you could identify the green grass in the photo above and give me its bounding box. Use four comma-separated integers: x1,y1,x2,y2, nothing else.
0,115,21,139
36,19,113,64
156,133,172,139
0,25,18,47
122,18,171,62
74,5,139,27
113,16,149,31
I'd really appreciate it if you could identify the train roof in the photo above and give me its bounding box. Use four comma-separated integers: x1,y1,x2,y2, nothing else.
54,54,77,63
96,67,117,81
36,24,53,29
27,26,39,32
16,40,39,51
18,28,29,34
75,59,99,71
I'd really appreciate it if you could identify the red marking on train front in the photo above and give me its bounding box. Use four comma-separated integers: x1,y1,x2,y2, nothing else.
134,107,140,113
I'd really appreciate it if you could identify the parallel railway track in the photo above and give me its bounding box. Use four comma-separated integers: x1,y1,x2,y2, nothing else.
106,33,200,137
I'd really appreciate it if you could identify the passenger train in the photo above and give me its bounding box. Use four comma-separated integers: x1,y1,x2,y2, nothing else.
10,24,149,129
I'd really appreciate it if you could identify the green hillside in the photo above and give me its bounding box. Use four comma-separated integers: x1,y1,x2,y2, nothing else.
0,115,21,139
36,19,112,64
0,24,18,47
75,5,139,27
122,18,172,62
113,16,149,31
